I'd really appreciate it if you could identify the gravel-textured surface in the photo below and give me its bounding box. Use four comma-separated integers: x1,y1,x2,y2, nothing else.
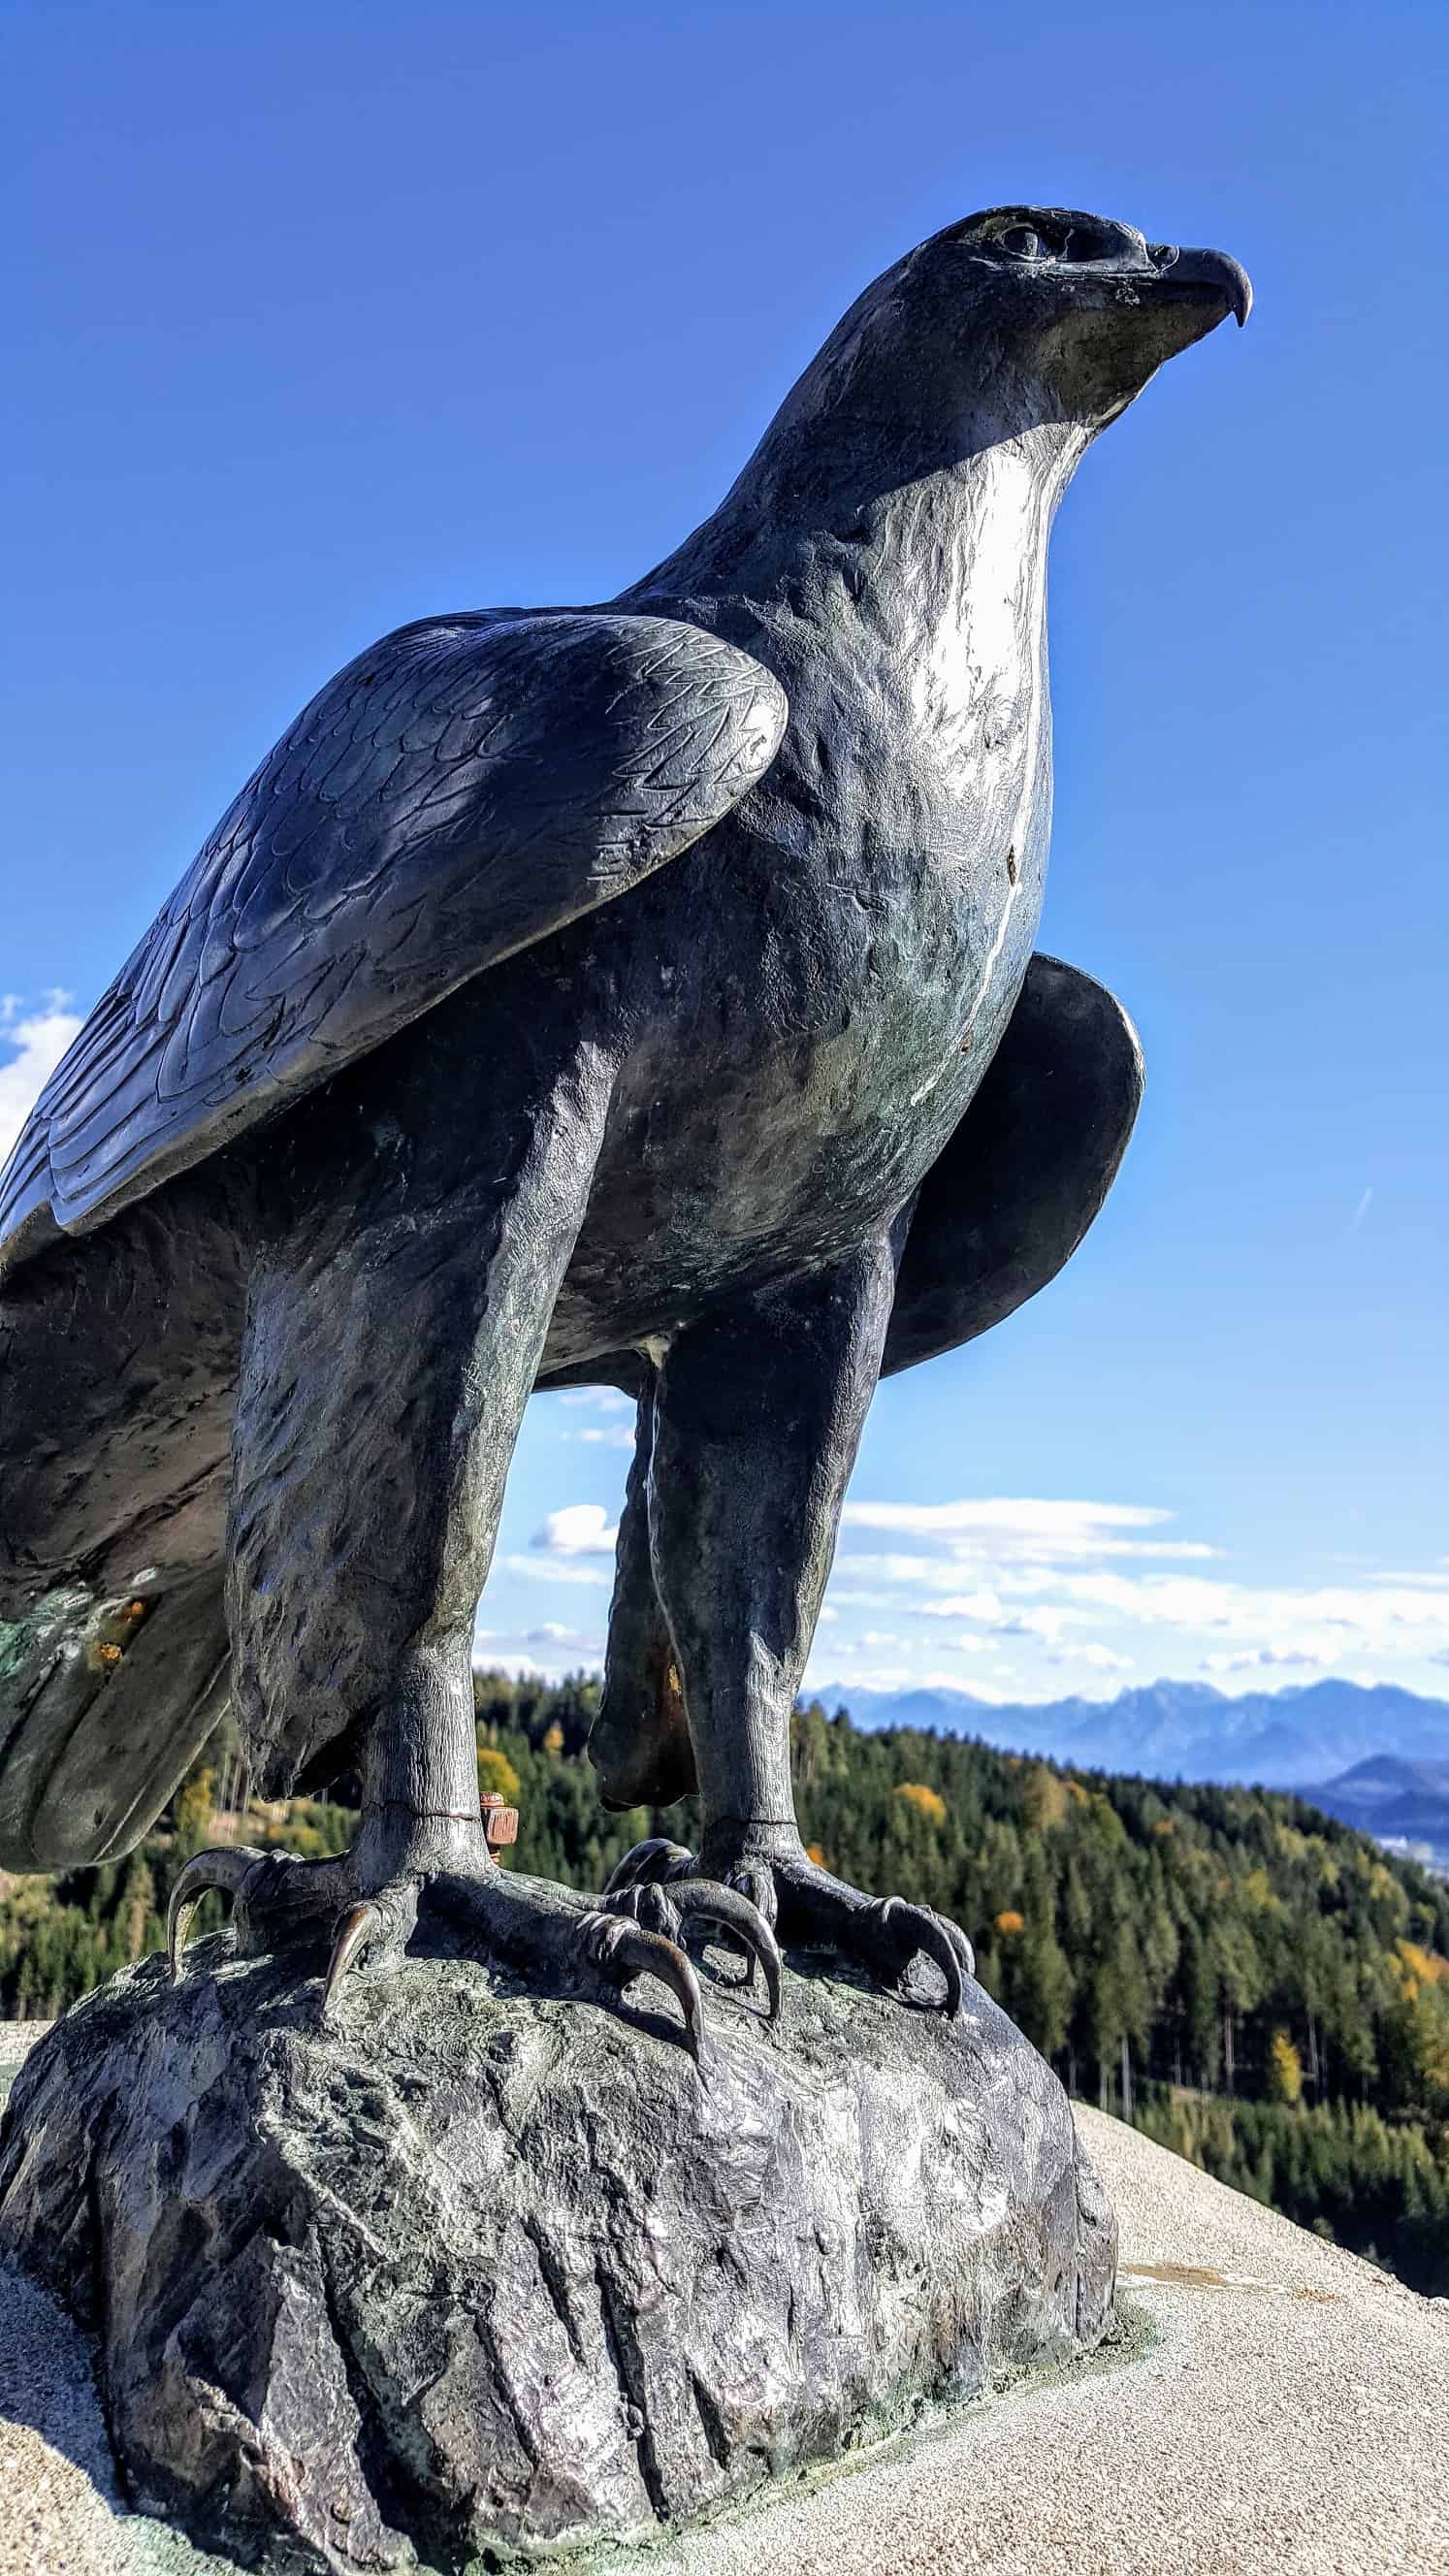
1,2016,1445,2575
0,2023,217,2575
638,2106,1449,2576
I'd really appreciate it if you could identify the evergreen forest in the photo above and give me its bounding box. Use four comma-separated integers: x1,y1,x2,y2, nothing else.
3,1672,1447,2295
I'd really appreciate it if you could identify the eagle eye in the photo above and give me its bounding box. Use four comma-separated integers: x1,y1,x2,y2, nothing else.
998,224,1046,262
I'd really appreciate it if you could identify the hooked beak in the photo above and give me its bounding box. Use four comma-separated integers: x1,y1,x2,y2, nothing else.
1153,244,1253,326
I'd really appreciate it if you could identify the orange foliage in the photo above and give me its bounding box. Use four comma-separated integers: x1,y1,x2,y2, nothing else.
895,1782,948,1827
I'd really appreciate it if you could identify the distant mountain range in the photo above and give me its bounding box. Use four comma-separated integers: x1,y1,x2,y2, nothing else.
807,1676,1449,1793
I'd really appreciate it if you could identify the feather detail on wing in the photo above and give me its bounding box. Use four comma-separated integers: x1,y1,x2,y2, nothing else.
0,611,787,1268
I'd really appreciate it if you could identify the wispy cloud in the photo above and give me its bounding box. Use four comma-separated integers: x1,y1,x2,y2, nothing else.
1350,1186,1373,1233
500,1554,610,1589
841,1497,1216,1563
816,1493,1449,1697
548,1388,639,1451
490,1474,1449,1708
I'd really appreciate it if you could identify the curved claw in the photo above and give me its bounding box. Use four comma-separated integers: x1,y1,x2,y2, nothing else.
603,1838,694,1898
672,1883,784,2022
167,1847,265,1981
323,1902,383,2014
874,1897,966,2017
581,1909,705,2065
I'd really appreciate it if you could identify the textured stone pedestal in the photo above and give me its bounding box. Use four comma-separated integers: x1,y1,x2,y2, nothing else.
0,1914,1114,2573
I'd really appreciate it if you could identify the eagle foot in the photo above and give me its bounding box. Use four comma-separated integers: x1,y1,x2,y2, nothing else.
596,1869,783,2020
605,1836,974,2016
167,1845,419,2011
165,1839,772,2070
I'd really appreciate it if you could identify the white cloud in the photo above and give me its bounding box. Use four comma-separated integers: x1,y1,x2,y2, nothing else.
918,1589,1005,1622
532,1503,619,1557
501,1553,610,1589
1205,1648,1322,1677
556,1389,633,1414
839,1552,975,1590
472,1653,549,1678
840,1497,1216,1563
821,1492,1449,1696
1072,1643,1134,1673
0,993,82,1161
1029,1567,1449,1659
472,1616,606,1679
492,1475,1449,1707
571,1426,636,1452
994,1604,1091,1646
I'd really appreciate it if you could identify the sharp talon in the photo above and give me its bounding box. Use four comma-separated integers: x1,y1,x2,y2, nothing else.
672,1884,784,2021
603,1838,694,1898
582,1910,705,2065
878,1898,964,2016
926,1907,974,1989
166,1848,263,1980
323,1902,382,2012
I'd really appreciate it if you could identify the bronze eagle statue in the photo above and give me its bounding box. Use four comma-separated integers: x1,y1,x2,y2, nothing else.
0,208,1247,2056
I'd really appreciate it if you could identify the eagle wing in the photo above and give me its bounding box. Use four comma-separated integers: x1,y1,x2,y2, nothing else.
882,954,1143,1376
0,609,787,1268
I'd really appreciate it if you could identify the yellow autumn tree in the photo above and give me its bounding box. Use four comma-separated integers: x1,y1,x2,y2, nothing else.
1394,1940,1449,2002
478,1746,522,1805
895,1783,947,1826
1269,2029,1304,2105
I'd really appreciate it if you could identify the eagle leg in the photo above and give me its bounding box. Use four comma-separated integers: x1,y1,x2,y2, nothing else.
162,1026,784,2060
585,1384,699,1811
616,1237,976,2021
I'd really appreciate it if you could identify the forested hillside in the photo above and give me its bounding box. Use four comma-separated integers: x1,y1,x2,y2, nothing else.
3,1672,1448,2291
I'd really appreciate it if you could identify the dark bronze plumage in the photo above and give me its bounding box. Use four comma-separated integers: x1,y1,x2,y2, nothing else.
0,208,1247,2046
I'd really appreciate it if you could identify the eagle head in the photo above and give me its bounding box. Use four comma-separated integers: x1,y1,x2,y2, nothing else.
936,205,1252,428
770,206,1250,468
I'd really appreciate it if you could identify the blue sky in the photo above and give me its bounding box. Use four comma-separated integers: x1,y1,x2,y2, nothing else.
6,0,1447,1707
